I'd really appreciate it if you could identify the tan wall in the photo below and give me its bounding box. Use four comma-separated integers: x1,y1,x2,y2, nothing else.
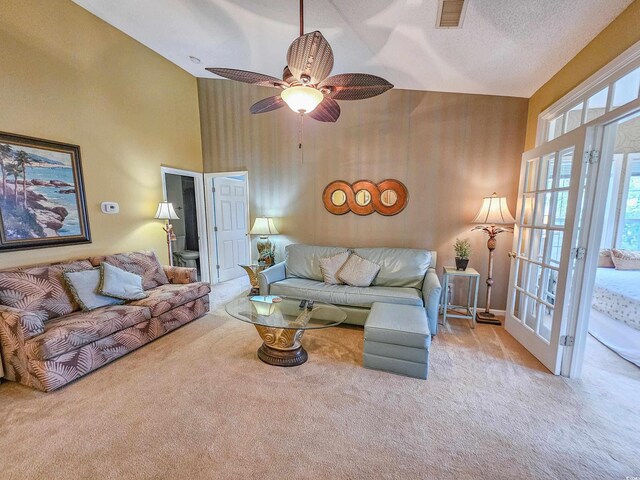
199,79,528,309
0,0,203,269
525,0,640,150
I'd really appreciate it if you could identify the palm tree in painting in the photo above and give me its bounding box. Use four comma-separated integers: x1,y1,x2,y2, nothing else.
4,162,20,204
0,143,12,201
14,150,32,208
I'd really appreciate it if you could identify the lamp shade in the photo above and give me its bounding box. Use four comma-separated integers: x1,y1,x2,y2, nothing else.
281,86,324,113
472,193,515,225
154,201,179,220
249,217,279,236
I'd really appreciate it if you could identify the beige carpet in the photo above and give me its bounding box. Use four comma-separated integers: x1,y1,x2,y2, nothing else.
1,288,638,479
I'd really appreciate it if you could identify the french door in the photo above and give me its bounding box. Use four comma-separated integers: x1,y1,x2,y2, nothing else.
505,127,594,374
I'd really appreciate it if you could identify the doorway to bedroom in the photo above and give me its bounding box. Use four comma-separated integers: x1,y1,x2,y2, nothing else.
582,112,640,372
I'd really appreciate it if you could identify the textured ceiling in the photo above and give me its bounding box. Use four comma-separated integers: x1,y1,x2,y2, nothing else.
72,0,634,97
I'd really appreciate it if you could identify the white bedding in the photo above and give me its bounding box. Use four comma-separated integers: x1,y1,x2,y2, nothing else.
589,308,640,367
592,268,640,332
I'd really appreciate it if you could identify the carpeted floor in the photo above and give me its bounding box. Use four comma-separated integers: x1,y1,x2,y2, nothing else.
0,285,638,480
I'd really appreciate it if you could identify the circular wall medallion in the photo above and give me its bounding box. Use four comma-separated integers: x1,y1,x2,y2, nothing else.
380,189,398,207
331,190,347,206
355,189,371,206
322,179,408,216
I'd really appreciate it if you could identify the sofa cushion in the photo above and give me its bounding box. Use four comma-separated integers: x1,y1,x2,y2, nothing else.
90,251,169,290
63,268,125,311
0,260,93,322
319,251,350,285
129,282,211,317
337,254,380,287
25,305,152,360
285,244,350,281
269,278,423,309
352,248,432,288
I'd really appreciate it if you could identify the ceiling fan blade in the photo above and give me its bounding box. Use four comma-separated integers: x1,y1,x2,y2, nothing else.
286,31,334,85
308,97,340,122
249,96,286,114
206,68,288,88
318,74,393,101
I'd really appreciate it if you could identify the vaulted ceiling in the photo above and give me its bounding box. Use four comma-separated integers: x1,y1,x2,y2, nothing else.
72,0,634,97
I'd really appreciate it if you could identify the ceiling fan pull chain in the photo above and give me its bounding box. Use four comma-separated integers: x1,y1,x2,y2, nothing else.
298,112,304,158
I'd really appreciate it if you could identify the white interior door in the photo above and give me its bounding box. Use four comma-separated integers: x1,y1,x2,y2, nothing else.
212,176,249,282
505,127,593,374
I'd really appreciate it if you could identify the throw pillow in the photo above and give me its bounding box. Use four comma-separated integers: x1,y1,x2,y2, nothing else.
319,252,350,285
0,260,94,322
99,262,148,301
611,249,640,270
598,249,615,268
63,268,124,311
337,254,381,287
88,250,169,290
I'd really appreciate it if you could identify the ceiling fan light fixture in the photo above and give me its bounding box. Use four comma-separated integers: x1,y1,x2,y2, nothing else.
280,86,324,113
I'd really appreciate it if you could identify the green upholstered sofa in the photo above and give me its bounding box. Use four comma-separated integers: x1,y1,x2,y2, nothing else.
258,244,441,335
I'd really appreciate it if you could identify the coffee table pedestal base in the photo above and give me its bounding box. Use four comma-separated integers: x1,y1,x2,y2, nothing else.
257,343,308,366
254,325,308,366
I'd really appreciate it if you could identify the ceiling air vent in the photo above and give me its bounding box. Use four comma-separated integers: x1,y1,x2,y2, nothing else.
436,0,467,28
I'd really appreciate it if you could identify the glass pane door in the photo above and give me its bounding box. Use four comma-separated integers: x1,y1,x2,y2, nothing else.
506,128,590,374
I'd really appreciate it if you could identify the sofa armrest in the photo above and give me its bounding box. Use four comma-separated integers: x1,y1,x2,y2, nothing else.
258,262,286,295
0,305,44,341
163,265,197,284
422,268,442,335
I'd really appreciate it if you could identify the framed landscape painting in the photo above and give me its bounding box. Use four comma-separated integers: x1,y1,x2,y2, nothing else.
0,131,91,252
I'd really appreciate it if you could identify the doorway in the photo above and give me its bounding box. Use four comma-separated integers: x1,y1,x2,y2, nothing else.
161,167,210,283
204,172,250,284
564,111,640,377
505,42,640,378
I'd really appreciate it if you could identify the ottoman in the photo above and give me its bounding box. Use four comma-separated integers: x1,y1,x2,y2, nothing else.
363,302,431,379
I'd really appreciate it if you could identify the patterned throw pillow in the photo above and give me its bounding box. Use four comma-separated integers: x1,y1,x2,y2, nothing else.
99,262,148,301
337,254,381,287
89,251,169,290
598,249,615,268
611,249,640,270
0,260,93,322
319,252,350,285
63,268,124,311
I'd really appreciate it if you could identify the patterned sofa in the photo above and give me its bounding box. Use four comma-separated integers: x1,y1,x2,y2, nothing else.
0,251,211,392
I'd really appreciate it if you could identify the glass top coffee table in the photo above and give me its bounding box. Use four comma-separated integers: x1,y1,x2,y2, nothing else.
226,295,346,366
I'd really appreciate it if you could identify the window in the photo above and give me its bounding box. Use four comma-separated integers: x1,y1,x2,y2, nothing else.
620,158,640,250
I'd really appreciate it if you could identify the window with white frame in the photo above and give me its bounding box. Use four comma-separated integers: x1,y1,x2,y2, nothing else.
620,157,640,250
539,58,640,145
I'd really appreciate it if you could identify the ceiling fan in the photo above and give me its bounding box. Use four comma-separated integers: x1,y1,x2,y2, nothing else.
205,0,394,123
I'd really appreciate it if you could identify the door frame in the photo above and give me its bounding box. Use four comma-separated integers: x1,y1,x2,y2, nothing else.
160,166,210,283
204,171,250,284
561,98,640,377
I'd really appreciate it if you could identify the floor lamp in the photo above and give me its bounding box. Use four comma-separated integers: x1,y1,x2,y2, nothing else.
472,193,515,325
155,201,180,266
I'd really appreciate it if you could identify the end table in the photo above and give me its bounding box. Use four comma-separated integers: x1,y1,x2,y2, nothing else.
440,266,480,329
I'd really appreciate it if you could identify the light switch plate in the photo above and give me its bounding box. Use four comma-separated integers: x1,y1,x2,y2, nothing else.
101,202,119,214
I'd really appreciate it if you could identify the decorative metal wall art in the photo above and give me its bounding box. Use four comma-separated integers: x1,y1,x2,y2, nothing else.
322,179,408,216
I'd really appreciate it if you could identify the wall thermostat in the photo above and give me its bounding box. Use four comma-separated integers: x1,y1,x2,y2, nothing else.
101,202,120,214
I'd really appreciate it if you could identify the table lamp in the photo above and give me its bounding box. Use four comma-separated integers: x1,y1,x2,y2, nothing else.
155,201,179,266
472,193,515,325
249,217,279,266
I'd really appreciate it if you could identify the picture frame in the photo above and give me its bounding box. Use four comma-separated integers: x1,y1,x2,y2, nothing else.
0,131,91,252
